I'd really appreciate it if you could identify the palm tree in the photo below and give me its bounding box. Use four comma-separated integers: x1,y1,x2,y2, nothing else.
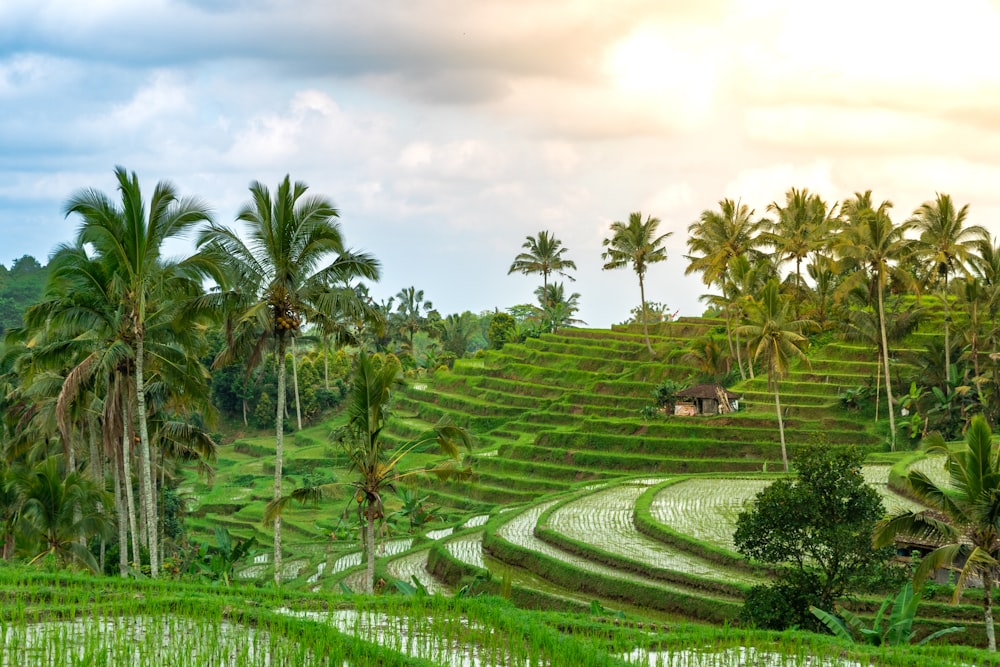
267,352,473,593
17,456,112,572
63,166,211,578
905,194,987,382
762,188,838,318
438,312,477,359
836,192,913,450
686,198,765,369
196,175,380,585
394,286,433,355
533,282,584,334
601,212,673,356
18,233,214,576
508,231,577,292
874,415,1000,650
736,279,816,472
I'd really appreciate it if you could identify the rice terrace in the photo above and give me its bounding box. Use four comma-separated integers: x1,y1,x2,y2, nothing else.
4,176,1000,666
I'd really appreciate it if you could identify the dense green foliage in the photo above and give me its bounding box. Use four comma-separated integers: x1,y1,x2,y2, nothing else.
734,446,897,630
0,255,47,334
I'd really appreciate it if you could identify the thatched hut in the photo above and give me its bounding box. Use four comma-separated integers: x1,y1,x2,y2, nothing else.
673,383,741,416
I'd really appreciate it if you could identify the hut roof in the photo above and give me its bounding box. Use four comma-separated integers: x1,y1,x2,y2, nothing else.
675,383,741,400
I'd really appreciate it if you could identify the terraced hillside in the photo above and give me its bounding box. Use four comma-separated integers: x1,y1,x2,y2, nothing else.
387,317,887,514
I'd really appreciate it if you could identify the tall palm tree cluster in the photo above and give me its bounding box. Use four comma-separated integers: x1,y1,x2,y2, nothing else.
685,188,996,452
0,167,382,581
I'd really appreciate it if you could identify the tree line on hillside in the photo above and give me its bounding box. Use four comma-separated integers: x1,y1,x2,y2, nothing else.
511,189,1000,453
0,255,48,334
0,168,426,583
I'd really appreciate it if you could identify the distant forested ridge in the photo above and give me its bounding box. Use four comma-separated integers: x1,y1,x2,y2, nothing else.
0,255,47,334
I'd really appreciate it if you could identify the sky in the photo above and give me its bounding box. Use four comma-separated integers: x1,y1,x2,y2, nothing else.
3,0,1000,327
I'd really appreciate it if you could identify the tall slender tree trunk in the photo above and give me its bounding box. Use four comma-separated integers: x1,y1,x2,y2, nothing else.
985,572,996,651
365,506,376,595
794,257,803,320
121,410,140,572
273,339,287,586
160,454,166,570
135,332,160,577
877,281,897,449
639,275,653,357
323,333,330,391
772,370,789,473
723,298,744,380
137,458,148,548
291,337,302,431
735,331,746,381
942,280,952,383
113,451,128,577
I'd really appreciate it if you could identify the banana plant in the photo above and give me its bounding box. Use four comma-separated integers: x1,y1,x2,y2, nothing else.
810,582,963,646
201,526,259,587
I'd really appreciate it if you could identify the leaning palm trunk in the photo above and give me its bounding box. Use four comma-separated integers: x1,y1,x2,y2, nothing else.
273,341,287,586
135,333,160,577
734,330,746,380
877,283,897,449
772,372,789,473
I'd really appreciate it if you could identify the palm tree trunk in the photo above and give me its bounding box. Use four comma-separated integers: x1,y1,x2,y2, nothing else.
794,257,802,320
121,413,140,572
874,360,881,423
735,331,746,381
273,339,286,586
773,370,789,472
135,332,160,577
639,275,653,356
291,337,302,431
942,281,951,383
323,333,330,391
112,452,128,577
985,571,996,651
365,505,376,595
723,297,744,380
877,280,897,449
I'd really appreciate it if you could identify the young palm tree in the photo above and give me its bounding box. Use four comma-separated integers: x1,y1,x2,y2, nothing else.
63,166,211,578
267,352,473,593
905,193,987,382
736,279,816,471
601,212,673,356
533,282,584,334
195,175,380,585
874,415,1000,650
508,231,577,292
836,192,913,450
18,456,112,572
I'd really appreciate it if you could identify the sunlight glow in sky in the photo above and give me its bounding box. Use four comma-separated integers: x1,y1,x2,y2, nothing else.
2,0,999,326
